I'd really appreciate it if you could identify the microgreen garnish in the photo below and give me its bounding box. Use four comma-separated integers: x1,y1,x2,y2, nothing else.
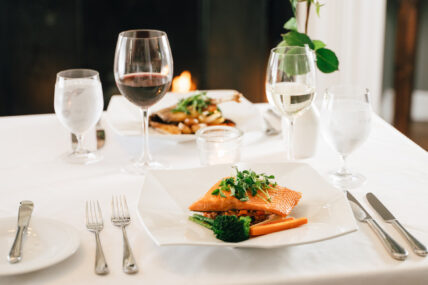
172,92,215,114
211,167,277,203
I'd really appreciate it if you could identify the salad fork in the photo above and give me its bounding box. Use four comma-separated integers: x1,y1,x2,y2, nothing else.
111,195,138,274
86,200,109,275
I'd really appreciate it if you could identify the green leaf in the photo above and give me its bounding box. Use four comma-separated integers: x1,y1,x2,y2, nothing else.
283,17,297,31
315,48,339,73
279,46,312,76
282,31,315,50
315,2,324,16
312,39,326,50
277,40,288,48
289,0,298,15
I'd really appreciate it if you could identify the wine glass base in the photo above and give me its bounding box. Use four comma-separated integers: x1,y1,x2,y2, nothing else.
122,159,168,175
327,170,366,190
61,151,103,165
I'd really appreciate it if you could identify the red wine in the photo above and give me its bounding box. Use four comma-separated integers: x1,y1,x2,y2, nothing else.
117,73,171,107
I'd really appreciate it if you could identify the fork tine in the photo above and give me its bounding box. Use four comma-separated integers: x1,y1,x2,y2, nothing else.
91,200,97,225
122,195,130,218
118,195,124,219
85,201,89,225
116,195,121,219
111,196,116,219
97,200,103,225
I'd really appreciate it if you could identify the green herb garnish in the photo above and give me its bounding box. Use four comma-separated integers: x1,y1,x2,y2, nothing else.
211,167,277,203
172,92,213,114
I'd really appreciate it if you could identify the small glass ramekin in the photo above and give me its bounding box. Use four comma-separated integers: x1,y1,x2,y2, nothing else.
196,126,243,166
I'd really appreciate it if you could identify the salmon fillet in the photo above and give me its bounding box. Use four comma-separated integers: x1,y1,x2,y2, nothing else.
189,179,302,217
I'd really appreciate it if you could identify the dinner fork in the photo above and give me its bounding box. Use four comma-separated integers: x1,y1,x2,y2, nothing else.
86,200,109,275
111,195,138,274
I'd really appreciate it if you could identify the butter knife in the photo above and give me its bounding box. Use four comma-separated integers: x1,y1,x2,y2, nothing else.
346,192,408,260
8,201,34,263
367,192,427,257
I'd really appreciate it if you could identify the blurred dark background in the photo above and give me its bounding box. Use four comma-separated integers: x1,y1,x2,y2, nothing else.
0,0,291,116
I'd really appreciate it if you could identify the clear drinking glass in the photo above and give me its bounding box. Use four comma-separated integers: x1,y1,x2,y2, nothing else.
196,126,243,166
54,69,104,164
320,85,372,189
114,29,173,174
265,46,316,160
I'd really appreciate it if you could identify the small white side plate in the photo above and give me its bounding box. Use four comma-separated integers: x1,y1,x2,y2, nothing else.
137,162,358,248
0,217,80,276
105,90,263,142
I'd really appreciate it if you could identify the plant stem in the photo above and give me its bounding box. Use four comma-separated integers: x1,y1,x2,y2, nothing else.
305,0,312,34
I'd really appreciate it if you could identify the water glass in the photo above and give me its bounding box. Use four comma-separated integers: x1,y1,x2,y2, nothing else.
54,69,104,164
320,85,371,189
196,126,243,166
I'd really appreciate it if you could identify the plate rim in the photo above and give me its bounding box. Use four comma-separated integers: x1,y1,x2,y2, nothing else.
0,216,80,276
137,162,358,248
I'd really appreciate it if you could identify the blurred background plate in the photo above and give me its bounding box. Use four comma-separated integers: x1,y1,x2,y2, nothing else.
105,90,264,142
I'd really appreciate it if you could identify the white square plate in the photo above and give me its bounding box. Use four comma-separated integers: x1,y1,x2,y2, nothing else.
106,90,263,142
137,162,358,248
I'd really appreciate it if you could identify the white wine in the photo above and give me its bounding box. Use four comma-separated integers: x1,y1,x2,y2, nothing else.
266,82,314,117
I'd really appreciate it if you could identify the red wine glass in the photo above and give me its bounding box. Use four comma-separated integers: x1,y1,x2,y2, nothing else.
114,29,173,174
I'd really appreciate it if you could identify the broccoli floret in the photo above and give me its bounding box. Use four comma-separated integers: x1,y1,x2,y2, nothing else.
189,214,251,242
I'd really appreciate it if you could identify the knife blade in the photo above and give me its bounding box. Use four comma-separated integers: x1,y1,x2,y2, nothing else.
8,201,34,263
367,192,427,257
346,191,408,260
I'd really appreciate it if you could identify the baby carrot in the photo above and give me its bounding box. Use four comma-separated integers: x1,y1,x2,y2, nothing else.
250,217,308,236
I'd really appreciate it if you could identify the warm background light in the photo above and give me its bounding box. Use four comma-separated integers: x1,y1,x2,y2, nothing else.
172,71,196,93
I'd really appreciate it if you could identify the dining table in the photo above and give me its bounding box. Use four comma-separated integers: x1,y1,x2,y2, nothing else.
0,102,427,285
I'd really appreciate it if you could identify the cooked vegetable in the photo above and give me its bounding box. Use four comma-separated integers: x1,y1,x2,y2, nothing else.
254,216,294,226
172,92,213,114
212,167,277,203
250,217,308,236
189,214,251,242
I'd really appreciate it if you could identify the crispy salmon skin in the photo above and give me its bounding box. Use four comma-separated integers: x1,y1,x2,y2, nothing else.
189,179,302,217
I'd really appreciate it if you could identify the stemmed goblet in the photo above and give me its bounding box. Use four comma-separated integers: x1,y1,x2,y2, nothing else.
114,29,173,174
54,69,104,164
320,85,372,189
265,46,316,160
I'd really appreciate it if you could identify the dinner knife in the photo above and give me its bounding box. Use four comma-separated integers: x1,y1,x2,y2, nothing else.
346,191,408,260
366,192,427,257
8,201,34,263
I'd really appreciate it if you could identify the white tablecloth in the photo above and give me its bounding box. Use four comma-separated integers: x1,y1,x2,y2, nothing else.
0,106,427,285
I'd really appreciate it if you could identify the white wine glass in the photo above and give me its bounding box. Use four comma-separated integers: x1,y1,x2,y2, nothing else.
320,85,372,189
265,46,316,160
54,69,104,164
114,29,173,174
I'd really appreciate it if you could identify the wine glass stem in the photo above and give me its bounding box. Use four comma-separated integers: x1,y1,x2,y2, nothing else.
140,108,152,165
339,155,350,175
287,117,295,160
75,134,84,154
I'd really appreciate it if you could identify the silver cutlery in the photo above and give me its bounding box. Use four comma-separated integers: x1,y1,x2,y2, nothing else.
72,120,105,151
367,192,427,257
346,191,408,260
263,110,281,136
8,201,34,263
267,108,281,119
85,200,109,275
111,195,138,274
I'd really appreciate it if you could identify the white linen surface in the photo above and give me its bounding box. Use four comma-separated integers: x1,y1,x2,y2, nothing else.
0,105,427,285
